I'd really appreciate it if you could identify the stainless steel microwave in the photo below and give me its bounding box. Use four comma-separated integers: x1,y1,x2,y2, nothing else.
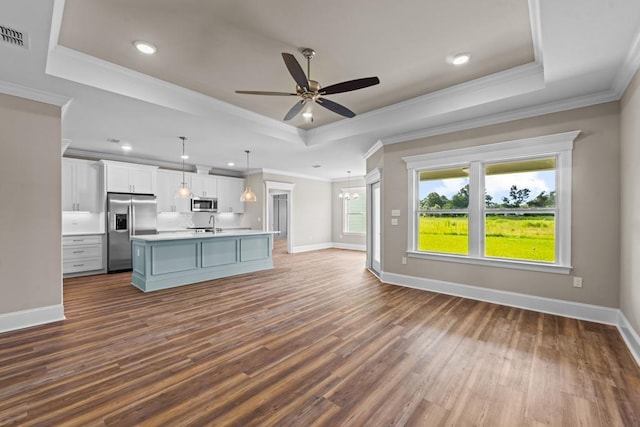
191,197,218,212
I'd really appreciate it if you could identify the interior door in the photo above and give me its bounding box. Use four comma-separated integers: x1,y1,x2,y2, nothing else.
371,181,381,273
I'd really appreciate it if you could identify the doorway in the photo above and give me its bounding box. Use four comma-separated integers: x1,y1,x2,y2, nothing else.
366,168,381,276
265,181,295,254
271,193,288,239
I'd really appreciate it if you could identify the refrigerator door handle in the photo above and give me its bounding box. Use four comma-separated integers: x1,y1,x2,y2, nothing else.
128,205,133,241
132,205,136,237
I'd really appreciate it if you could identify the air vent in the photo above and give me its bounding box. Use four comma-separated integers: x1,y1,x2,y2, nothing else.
0,25,28,49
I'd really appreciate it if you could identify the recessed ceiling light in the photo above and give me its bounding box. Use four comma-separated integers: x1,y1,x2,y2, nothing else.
121,145,132,151
227,162,235,167
181,154,189,159
133,40,157,55
448,53,471,66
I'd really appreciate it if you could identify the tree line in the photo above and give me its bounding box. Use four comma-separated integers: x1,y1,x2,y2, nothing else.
420,184,555,210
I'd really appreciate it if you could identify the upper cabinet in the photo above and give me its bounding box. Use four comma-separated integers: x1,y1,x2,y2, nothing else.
62,158,101,212
102,160,157,194
189,173,217,198
217,177,245,213
156,170,190,213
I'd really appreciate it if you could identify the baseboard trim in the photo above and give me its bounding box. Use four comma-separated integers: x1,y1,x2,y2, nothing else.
332,243,366,251
617,311,640,367
0,304,65,334
380,271,640,366
381,272,619,325
290,243,334,253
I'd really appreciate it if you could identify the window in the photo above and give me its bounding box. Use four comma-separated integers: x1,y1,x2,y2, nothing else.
403,131,578,273
343,188,366,234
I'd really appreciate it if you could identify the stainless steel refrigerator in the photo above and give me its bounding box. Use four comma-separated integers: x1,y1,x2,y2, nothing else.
107,193,157,272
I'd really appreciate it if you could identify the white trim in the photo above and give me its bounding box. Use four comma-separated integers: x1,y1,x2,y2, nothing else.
261,168,331,182
406,251,571,274
290,243,333,253
612,24,640,96
382,90,616,146
332,243,366,251
0,79,71,107
381,272,618,325
379,271,640,367
363,141,384,160
402,130,579,169
0,305,65,334
617,311,640,367
365,168,381,185
264,181,295,254
528,0,544,65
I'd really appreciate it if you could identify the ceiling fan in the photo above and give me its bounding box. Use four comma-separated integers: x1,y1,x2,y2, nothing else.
236,48,380,121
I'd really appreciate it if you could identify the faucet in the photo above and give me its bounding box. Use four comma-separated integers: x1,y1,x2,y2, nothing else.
209,214,216,232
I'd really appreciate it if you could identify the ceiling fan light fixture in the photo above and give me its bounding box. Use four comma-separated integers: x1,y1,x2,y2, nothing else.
133,40,157,55
448,53,471,66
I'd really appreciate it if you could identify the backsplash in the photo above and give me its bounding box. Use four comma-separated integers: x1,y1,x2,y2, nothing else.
62,212,105,235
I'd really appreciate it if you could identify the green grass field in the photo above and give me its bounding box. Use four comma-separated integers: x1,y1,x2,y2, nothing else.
418,215,555,262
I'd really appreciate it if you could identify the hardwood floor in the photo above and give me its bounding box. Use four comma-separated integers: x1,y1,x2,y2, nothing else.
1,243,639,426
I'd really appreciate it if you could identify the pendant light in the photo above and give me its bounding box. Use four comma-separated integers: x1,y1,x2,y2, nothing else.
176,136,191,199
338,171,359,200
240,150,257,202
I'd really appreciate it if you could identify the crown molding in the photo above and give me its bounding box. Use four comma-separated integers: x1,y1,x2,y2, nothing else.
528,0,544,66
0,79,71,107
45,45,305,146
261,168,331,183
612,24,640,97
363,140,383,160
382,88,618,146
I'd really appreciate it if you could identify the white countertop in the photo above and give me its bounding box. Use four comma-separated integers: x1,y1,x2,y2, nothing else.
62,232,105,236
132,230,278,241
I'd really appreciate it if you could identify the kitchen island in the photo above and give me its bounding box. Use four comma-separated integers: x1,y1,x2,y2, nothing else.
130,231,277,292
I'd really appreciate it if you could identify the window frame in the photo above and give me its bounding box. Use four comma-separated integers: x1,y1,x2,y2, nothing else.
403,131,579,274
342,186,366,235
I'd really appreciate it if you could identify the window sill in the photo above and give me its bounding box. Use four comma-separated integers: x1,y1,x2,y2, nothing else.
406,251,572,274
343,232,365,236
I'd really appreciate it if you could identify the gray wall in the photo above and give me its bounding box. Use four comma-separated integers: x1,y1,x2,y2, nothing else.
332,177,366,247
621,69,640,332
0,93,62,313
261,172,332,249
375,102,621,307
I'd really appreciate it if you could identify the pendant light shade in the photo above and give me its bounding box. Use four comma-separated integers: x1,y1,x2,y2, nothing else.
176,136,191,199
338,170,359,200
240,150,257,203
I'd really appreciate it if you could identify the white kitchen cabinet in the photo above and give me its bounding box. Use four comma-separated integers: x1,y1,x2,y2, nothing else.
102,160,157,194
190,173,217,198
62,158,101,212
63,234,104,275
156,170,190,213
216,176,245,213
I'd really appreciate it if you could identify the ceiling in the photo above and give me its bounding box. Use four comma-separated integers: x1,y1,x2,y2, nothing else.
0,0,639,180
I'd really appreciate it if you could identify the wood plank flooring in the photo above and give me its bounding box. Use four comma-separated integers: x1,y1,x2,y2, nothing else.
1,241,639,426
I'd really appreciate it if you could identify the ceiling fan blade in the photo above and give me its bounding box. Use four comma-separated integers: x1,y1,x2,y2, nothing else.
282,53,309,91
319,77,380,95
235,90,297,96
316,97,356,118
283,100,305,121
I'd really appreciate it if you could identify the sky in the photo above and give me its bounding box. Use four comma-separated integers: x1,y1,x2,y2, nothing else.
420,170,556,203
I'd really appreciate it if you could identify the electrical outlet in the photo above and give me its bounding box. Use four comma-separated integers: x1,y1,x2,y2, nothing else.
402,256,407,265
572,277,583,288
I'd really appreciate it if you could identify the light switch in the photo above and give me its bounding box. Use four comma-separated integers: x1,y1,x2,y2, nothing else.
391,218,399,226
391,209,401,217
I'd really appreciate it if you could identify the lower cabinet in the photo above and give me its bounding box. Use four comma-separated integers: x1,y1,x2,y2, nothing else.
63,234,104,275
